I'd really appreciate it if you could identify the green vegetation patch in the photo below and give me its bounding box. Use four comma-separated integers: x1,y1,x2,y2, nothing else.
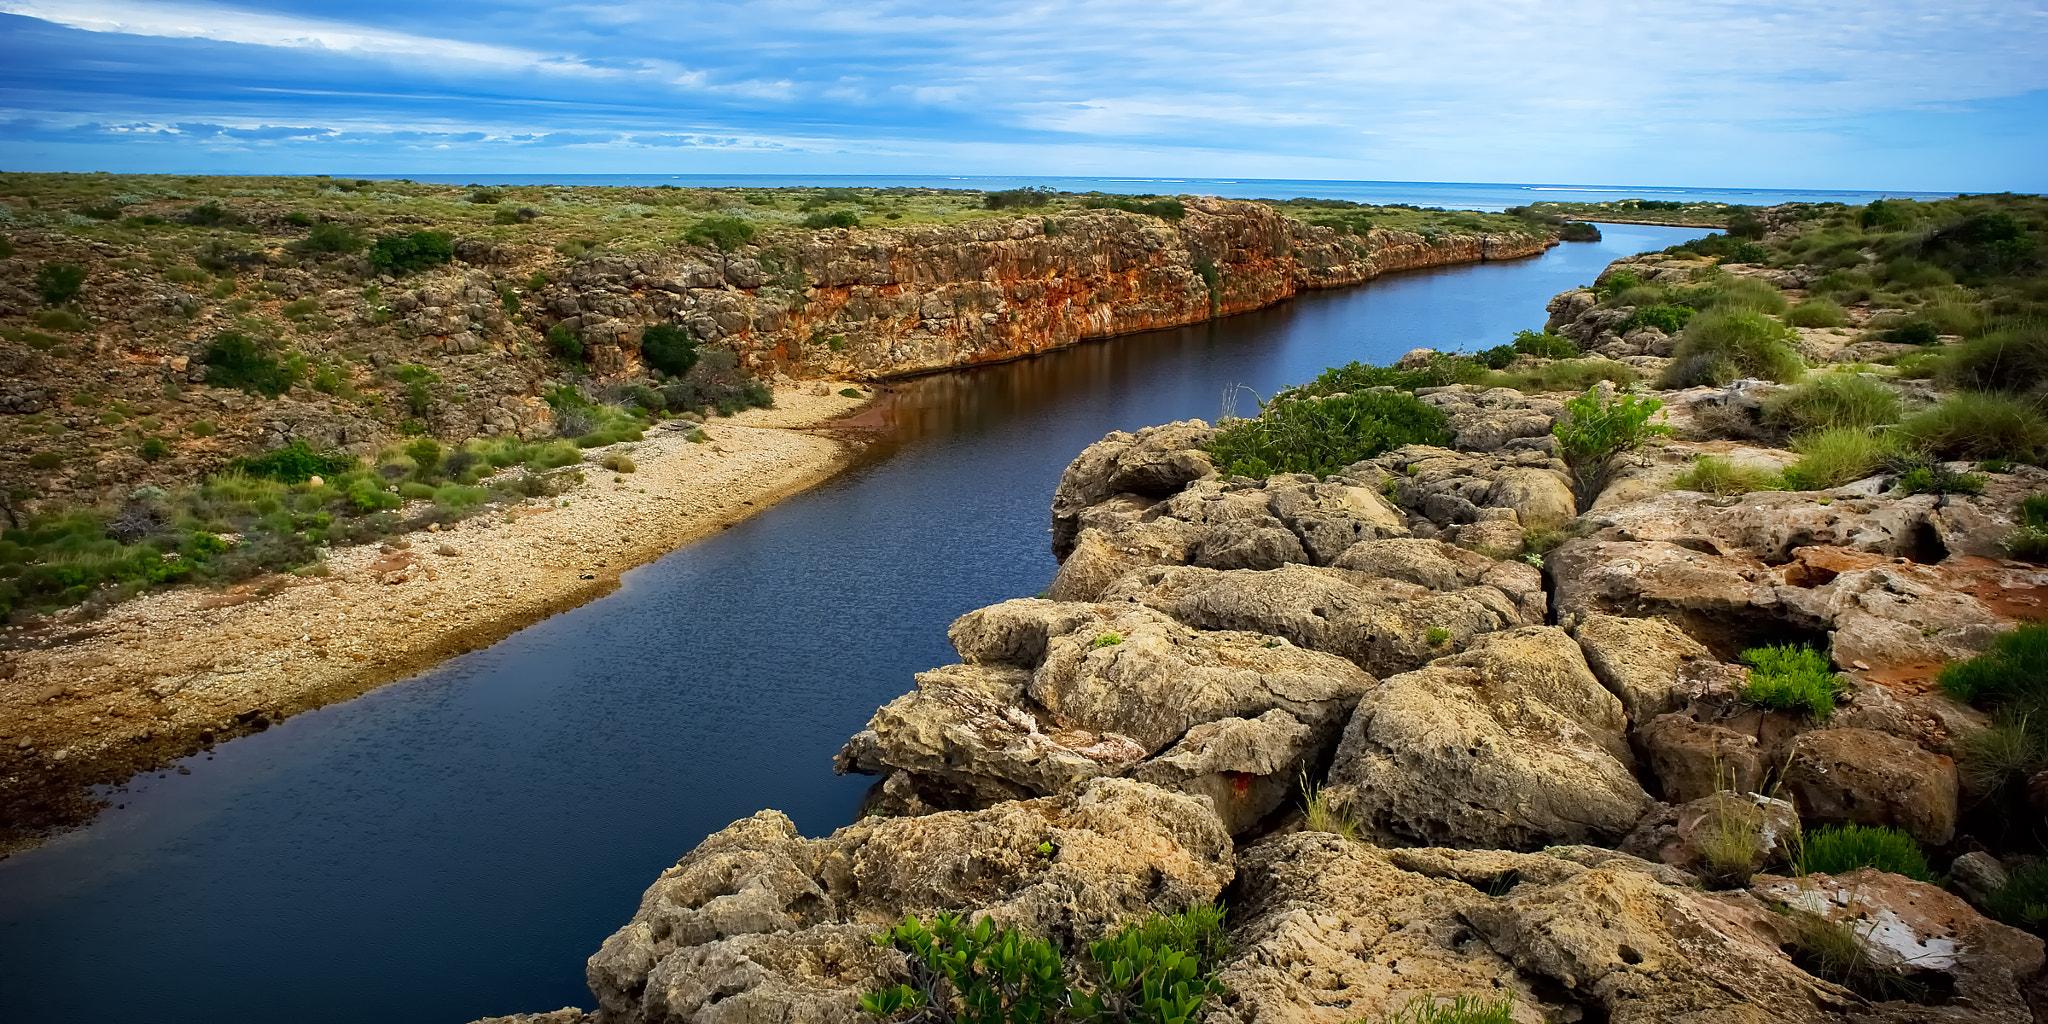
1796,824,1935,881
366,230,454,274
1659,309,1804,388
1760,373,1902,434
200,332,301,398
1207,391,1451,478
1738,645,1841,717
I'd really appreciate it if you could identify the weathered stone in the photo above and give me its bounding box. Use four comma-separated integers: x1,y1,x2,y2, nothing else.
1412,387,1563,453
1325,626,1651,848
1620,792,1801,881
1570,613,1715,722
1782,728,1959,845
1050,420,1217,557
1638,711,1768,803
587,778,1231,1024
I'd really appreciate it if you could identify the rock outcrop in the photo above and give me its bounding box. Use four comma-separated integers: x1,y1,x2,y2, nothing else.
586,778,1231,1024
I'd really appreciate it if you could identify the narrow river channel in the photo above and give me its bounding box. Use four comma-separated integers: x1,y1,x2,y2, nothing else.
0,222,1705,1023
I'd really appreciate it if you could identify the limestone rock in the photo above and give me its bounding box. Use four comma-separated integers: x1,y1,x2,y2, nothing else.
1782,728,1959,845
587,778,1231,1024
1324,626,1652,848
1412,387,1564,453
1570,613,1715,722
1621,792,1802,880
1050,421,1216,557
1098,562,1530,677
838,601,1373,828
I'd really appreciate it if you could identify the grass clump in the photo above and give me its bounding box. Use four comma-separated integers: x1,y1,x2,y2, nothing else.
1092,631,1123,648
1785,299,1849,328
1940,623,2048,710
1761,374,1902,433
1378,993,1516,1024
1659,309,1805,388
1738,645,1841,718
200,332,300,398
1551,386,1668,504
1985,861,2048,934
1896,392,2048,463
1796,824,1935,881
1941,323,2048,398
1781,427,1900,490
1784,911,1930,1003
1207,391,1451,478
2004,494,2048,561
1671,455,1785,496
1300,770,1361,841
1485,357,1639,394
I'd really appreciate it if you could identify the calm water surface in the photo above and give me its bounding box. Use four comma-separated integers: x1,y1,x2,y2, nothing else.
0,223,1705,1023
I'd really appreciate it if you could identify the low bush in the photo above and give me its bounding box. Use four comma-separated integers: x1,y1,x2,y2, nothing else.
35,261,86,305
228,439,356,483
1551,386,1668,504
1781,427,1899,489
1486,358,1639,394
546,323,584,362
201,332,300,398
1293,356,1489,397
984,186,1057,209
1892,457,1987,497
366,230,454,274
1659,310,1804,388
863,906,1229,1024
1785,299,1848,328
493,207,540,225
1624,304,1694,334
1557,221,1600,242
1671,455,1785,496
600,451,636,473
1939,622,2048,711
1206,391,1451,478
802,209,861,229
1084,195,1187,221
1941,323,2048,397
640,323,700,377
1738,644,1841,718
301,221,365,254
685,215,756,251
1796,824,1934,881
1896,392,2048,463
659,348,774,416
1760,373,1902,433
35,308,89,332
1879,320,1940,347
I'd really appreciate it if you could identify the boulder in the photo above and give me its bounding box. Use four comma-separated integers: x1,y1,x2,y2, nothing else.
1378,444,1575,532
1570,613,1715,722
1412,387,1564,453
837,601,1374,829
1050,420,1217,557
1620,792,1802,882
1324,626,1652,848
1782,728,1959,845
1098,562,1531,677
1638,711,1770,803
586,778,1232,1024
1753,869,2045,1023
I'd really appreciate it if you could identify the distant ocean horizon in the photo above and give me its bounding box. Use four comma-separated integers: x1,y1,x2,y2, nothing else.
362,174,1960,212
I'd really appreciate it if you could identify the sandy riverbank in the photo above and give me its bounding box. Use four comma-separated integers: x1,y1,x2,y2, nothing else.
0,386,871,855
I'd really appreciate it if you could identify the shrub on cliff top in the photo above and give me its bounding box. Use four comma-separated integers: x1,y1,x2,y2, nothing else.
228,439,357,483
685,215,756,252
1761,373,1902,433
1658,309,1804,388
1293,356,1489,397
1551,385,1667,504
1738,644,1841,718
366,230,454,274
1207,390,1451,478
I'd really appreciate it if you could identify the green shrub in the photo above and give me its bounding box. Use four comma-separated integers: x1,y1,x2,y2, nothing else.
1785,299,1848,328
1624,304,1695,334
35,308,89,332
390,363,439,417
1671,455,1784,496
26,451,63,470
985,186,1057,210
1557,221,1600,242
139,437,170,462
1880,319,1940,347
1942,323,2048,396
1083,195,1187,220
1796,824,1934,881
1892,457,1987,497
1987,861,2048,934
201,332,300,397
1207,391,1451,478
405,438,444,480
228,439,355,483
493,207,539,225
366,230,454,274
655,348,774,416
1761,374,1901,433
1093,631,1123,648
1659,310,1804,388
1594,269,1641,301
685,215,756,251
35,262,87,305
1551,386,1668,503
1509,328,1577,359
1738,645,1841,718
1781,427,1899,489
802,209,861,229
1380,994,1517,1024
547,323,585,362
1293,356,1489,396
840,387,866,399
1896,392,2048,463
640,323,700,376
1486,358,1639,394
467,188,503,204
302,221,365,254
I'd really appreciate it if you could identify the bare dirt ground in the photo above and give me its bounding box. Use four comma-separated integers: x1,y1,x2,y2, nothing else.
0,386,872,855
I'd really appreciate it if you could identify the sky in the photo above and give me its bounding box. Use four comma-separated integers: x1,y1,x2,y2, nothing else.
0,0,2043,191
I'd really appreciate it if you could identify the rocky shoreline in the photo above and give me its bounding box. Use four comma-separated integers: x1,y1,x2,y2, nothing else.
478,233,2048,1024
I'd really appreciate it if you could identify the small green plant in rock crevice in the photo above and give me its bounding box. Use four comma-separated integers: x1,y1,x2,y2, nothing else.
1092,631,1124,649
1738,645,1841,718
1373,993,1516,1024
1299,770,1361,841
1551,385,1668,505
1795,823,1935,882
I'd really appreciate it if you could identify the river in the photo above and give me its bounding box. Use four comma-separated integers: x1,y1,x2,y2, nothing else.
0,222,1705,1023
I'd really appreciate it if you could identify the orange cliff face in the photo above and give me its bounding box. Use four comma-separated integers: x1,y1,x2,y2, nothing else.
544,197,1555,381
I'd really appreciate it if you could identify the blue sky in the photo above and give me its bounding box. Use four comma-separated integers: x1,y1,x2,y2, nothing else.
0,0,2043,190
